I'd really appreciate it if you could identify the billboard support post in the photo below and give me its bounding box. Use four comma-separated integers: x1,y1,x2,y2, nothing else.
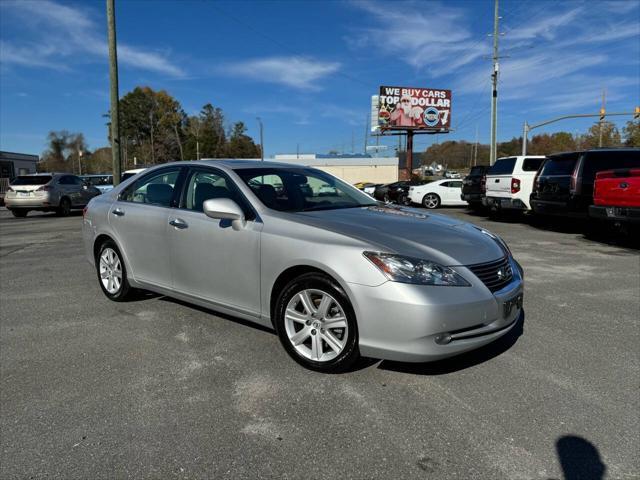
406,130,414,180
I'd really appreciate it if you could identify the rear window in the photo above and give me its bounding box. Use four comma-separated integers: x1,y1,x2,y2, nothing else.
469,166,486,175
11,175,52,185
522,157,545,172
488,157,516,175
582,150,640,181
540,154,579,176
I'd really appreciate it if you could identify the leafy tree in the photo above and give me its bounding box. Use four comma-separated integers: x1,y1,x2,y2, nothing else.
84,147,113,174
580,121,622,149
225,121,260,158
199,103,226,158
622,120,640,147
40,131,88,173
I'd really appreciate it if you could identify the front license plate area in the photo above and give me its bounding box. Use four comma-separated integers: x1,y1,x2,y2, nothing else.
18,192,30,197
503,293,523,318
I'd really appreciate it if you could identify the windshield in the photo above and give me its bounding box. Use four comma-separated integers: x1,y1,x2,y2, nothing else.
235,167,378,212
541,153,579,176
11,175,52,185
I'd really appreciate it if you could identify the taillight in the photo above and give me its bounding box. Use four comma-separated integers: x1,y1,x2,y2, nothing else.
511,178,521,194
570,161,580,194
480,175,486,193
36,185,52,192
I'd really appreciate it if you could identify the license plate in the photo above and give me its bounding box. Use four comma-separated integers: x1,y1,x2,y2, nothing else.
18,192,30,197
503,293,523,318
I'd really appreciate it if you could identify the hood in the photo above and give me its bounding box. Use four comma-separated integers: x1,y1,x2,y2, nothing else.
292,205,505,266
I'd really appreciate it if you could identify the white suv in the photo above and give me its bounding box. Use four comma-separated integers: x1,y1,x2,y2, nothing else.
483,156,545,212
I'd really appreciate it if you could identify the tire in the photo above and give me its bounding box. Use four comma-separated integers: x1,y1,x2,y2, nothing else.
57,197,71,217
274,272,360,373
383,193,390,203
11,209,28,218
95,240,133,301
422,193,441,209
399,194,411,206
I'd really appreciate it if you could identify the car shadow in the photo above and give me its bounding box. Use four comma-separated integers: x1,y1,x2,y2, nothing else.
552,435,607,480
158,295,276,335
376,310,525,376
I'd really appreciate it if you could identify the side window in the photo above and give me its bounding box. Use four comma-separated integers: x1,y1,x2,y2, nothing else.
450,181,463,188
185,170,234,212
522,158,544,172
247,173,290,209
58,176,72,185
70,176,84,185
121,169,180,207
440,181,450,187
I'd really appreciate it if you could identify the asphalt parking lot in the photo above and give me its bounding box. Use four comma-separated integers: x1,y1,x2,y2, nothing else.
1,206,638,480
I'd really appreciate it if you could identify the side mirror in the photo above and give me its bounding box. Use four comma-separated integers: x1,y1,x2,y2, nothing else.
203,198,246,231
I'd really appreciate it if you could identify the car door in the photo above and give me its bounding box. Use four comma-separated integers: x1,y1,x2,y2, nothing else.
58,175,82,205
109,166,185,289
447,180,465,204
168,166,262,316
71,175,97,205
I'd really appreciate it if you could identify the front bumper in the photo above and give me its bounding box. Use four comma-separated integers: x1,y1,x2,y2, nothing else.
589,205,640,223
483,196,528,210
348,257,524,362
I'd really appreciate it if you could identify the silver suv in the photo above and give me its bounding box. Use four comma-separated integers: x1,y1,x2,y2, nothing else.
5,173,101,218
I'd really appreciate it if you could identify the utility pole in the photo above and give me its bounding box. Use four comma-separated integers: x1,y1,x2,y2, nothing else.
473,124,478,166
489,0,500,165
256,117,264,161
363,113,369,154
106,0,121,185
598,89,606,148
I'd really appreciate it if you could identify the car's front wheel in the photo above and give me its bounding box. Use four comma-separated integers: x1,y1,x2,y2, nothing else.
96,240,133,301
422,193,441,209
57,197,71,217
274,272,359,372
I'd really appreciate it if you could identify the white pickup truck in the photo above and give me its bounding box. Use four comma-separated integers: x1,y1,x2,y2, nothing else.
482,155,546,212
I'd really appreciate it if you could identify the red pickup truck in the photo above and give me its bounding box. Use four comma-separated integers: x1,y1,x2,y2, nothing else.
589,168,640,224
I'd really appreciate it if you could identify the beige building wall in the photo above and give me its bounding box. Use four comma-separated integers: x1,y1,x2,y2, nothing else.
315,165,398,184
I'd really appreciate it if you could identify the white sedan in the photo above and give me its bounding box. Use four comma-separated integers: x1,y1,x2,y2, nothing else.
408,179,466,209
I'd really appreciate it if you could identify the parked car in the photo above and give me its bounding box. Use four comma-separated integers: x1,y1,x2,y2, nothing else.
589,168,640,225
408,179,466,209
373,180,427,205
461,165,490,208
530,148,640,217
121,168,147,182
80,174,114,194
84,160,523,372
483,156,545,213
443,170,461,179
363,183,381,196
5,173,101,217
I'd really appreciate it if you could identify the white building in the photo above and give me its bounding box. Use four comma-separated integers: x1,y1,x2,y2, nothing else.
271,154,398,184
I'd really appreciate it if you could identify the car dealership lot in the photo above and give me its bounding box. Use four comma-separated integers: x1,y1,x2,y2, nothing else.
1,208,638,479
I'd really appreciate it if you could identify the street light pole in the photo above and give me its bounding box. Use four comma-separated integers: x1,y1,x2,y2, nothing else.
256,117,264,161
106,0,121,185
78,150,83,175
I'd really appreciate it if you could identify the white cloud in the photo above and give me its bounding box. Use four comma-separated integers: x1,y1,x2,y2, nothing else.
508,7,583,40
223,56,340,90
0,0,184,77
347,0,488,73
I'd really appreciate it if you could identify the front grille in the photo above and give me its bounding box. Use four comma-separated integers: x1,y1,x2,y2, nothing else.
467,256,513,292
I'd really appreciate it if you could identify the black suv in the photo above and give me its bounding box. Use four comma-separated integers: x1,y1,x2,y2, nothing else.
461,165,490,207
373,180,428,205
530,148,640,217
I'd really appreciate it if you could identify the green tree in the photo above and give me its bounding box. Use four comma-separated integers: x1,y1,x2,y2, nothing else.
580,121,622,149
199,103,226,158
225,121,260,158
622,120,640,146
40,131,88,173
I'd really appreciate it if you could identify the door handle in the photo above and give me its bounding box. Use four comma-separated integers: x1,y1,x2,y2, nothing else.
169,218,188,229
112,208,125,216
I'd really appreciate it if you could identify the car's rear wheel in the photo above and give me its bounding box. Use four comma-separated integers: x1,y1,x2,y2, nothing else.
57,197,71,217
274,272,359,372
11,209,28,218
422,193,441,209
96,240,133,301
383,193,390,203
399,194,411,206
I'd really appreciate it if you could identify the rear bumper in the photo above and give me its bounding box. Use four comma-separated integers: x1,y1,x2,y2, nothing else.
461,192,484,203
589,205,640,223
530,199,586,218
4,195,54,209
483,196,528,210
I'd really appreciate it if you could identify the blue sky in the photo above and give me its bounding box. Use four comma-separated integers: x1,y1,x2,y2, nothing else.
1,0,638,158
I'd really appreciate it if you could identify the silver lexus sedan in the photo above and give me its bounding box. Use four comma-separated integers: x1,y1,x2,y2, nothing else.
83,160,524,372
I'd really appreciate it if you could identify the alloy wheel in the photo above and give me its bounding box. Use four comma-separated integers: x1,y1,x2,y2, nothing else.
284,289,348,362
423,194,440,209
99,248,123,294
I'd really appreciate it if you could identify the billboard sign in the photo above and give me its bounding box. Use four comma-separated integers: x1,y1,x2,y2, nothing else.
377,86,451,131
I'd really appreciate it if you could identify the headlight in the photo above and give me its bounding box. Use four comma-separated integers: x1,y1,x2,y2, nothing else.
363,252,470,286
